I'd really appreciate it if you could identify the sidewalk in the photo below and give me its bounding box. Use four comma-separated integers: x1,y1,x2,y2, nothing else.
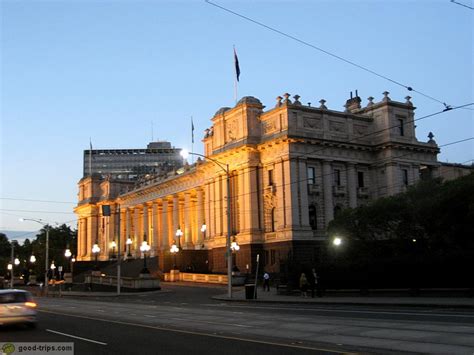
213,288,474,308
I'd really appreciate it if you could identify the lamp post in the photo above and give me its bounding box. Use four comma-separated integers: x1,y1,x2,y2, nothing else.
50,261,56,281
65,247,72,271
110,240,117,259
170,242,179,269
181,149,233,298
201,223,207,241
125,236,133,259
140,240,151,274
19,218,50,293
7,264,13,288
92,242,101,270
71,256,76,277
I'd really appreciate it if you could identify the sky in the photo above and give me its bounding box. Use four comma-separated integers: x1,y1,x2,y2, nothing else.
1,0,473,240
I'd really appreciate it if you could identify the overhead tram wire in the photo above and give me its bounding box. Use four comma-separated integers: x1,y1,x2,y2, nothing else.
450,0,474,10
0,197,76,204
205,0,453,109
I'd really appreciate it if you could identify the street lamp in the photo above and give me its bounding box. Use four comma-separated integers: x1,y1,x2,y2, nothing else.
110,240,117,259
126,236,133,258
71,256,76,278
30,255,36,263
92,243,101,270
201,223,207,240
14,258,20,266
50,261,56,281
64,247,72,275
181,149,234,298
170,242,179,269
19,218,50,293
333,237,342,246
140,240,151,274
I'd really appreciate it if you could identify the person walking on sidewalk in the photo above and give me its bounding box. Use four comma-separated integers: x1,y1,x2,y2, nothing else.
311,268,322,298
263,272,270,292
299,272,309,298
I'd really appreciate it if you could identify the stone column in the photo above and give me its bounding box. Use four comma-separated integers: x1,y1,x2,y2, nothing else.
79,218,86,258
142,203,149,243
215,177,223,237
347,163,357,208
161,199,169,250
152,202,159,252
209,179,215,238
183,192,193,248
172,195,179,233
133,207,140,256
197,188,204,245
107,211,115,259
322,160,334,226
298,159,310,228
287,159,300,228
385,163,398,196
221,174,228,236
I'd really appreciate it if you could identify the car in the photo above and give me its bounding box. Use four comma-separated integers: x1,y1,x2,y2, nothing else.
0,289,37,328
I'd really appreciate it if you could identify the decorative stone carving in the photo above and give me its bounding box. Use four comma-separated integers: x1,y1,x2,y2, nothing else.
329,121,345,133
293,94,301,105
283,93,292,104
227,119,238,141
303,117,323,129
319,99,327,110
367,96,374,107
263,119,277,134
382,91,391,102
275,96,283,107
354,124,368,135
405,96,413,106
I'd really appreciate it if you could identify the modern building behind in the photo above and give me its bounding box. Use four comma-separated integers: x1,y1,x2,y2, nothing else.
83,141,183,180
75,91,441,274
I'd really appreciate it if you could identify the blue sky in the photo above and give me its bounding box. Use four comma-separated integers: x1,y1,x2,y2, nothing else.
1,0,473,237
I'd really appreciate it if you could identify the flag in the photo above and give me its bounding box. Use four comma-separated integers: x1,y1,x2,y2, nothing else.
191,117,195,144
234,47,240,82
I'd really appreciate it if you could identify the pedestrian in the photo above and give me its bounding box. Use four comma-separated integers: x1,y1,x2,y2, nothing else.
311,268,321,298
299,272,309,298
263,272,270,292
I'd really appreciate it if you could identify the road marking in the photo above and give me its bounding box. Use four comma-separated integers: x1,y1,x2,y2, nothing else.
145,315,156,318
170,317,252,328
39,310,348,354
46,329,107,345
206,304,474,318
97,310,105,313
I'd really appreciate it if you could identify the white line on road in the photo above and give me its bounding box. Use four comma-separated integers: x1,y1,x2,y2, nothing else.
40,310,347,354
145,315,156,318
203,304,474,318
170,317,252,328
46,329,107,345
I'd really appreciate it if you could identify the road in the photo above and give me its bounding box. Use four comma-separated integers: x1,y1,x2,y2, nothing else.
2,284,474,354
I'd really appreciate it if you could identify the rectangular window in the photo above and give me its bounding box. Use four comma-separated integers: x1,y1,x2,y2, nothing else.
358,171,365,188
271,250,276,265
334,169,341,186
264,250,270,266
398,119,405,136
268,169,274,186
307,167,315,185
402,169,409,186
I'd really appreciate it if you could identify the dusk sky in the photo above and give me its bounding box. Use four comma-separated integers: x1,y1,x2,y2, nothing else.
1,0,473,239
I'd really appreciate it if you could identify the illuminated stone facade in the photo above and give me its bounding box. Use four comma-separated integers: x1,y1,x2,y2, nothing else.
75,92,440,273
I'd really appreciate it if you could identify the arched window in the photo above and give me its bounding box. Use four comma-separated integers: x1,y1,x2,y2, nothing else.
309,204,317,230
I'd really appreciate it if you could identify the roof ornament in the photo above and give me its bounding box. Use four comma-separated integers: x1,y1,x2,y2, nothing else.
319,99,327,110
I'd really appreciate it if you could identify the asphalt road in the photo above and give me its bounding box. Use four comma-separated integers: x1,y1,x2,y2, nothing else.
3,284,474,354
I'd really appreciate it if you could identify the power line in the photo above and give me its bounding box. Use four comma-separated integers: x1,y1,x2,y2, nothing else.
0,209,75,215
0,197,75,204
205,0,452,109
450,0,474,10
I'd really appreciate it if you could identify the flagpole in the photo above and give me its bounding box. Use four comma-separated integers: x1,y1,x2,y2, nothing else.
89,138,92,176
191,116,195,165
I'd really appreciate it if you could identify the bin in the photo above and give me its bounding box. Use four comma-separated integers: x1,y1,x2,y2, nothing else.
245,284,256,299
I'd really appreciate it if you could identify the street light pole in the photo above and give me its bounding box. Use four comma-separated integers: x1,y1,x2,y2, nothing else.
19,218,50,294
181,149,233,298
10,241,15,289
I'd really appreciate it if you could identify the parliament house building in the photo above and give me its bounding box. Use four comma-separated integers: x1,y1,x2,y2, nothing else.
74,91,440,274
